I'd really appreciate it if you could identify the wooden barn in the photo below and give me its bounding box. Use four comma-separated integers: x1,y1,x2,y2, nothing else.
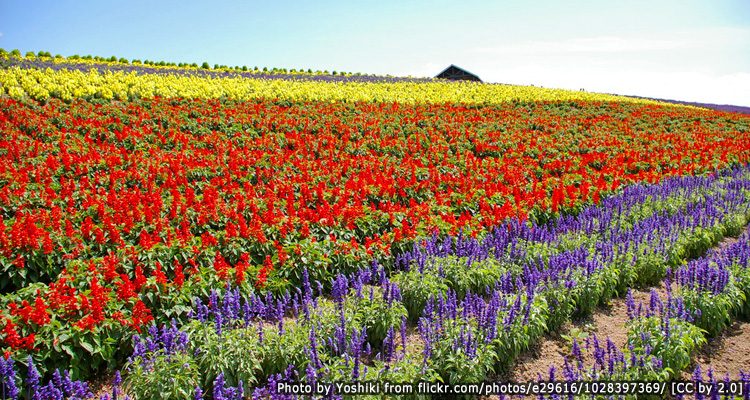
435,65,481,82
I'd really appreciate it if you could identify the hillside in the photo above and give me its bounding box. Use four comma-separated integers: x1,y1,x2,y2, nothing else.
1,50,750,399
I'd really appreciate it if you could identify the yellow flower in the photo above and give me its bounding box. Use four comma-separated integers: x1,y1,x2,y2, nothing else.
0,66,678,108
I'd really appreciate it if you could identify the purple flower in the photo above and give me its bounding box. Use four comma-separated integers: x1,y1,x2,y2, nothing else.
1,357,20,400
625,289,636,320
26,356,40,400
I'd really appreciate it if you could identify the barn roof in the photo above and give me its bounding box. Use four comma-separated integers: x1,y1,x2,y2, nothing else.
436,65,481,82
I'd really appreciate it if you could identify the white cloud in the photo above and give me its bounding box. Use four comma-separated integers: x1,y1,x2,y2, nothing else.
474,36,691,55
472,27,750,57
478,65,750,106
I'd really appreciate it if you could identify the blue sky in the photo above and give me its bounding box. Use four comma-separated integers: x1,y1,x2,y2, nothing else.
1,0,749,105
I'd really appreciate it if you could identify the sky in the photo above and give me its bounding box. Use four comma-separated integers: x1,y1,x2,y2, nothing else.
1,0,749,106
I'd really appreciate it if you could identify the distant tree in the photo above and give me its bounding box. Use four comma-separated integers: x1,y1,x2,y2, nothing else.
201,62,210,69
241,66,247,71
25,51,36,58
119,57,129,64
70,54,80,59
10,49,21,57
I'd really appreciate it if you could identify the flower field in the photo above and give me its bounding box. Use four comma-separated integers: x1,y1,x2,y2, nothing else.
2,53,750,399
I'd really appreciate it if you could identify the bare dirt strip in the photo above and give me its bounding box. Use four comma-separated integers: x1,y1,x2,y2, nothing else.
508,287,659,381
684,321,750,379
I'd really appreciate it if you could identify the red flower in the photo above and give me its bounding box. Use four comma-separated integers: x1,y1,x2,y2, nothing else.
213,253,230,281
130,301,153,333
153,262,167,286
235,254,249,284
30,297,50,326
174,260,185,288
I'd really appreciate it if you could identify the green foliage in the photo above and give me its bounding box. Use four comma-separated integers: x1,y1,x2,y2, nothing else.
124,351,201,400
679,283,745,337
438,256,508,297
633,251,668,287
491,294,548,371
348,286,408,346
540,283,576,331
571,265,619,316
187,322,263,388
626,315,705,377
426,319,494,384
391,270,449,321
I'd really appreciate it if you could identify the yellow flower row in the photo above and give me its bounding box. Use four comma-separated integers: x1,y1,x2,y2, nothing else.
0,66,663,106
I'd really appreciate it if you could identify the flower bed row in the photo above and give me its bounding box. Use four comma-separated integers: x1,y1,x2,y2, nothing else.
18,165,741,399
0,63,665,104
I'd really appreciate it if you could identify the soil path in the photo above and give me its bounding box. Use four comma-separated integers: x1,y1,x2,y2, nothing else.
683,321,750,379
508,287,658,381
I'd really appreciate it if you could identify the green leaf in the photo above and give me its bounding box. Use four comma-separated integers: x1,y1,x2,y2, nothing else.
80,339,95,354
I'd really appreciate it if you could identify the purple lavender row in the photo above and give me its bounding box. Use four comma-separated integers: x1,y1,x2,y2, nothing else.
395,165,750,300
395,167,748,273
123,265,408,399
684,367,750,400
1,57,437,84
